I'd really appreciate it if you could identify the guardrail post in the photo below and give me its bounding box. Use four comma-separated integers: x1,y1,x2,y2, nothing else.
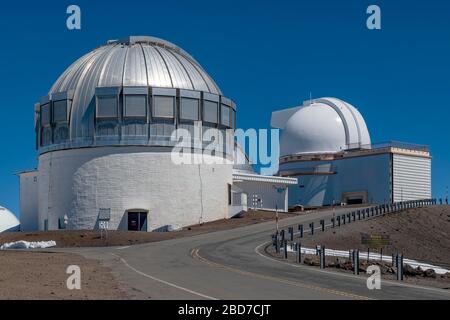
337,216,341,226
288,226,294,241
320,219,325,231
396,254,404,281
320,245,326,269
280,229,285,243
342,214,346,225
297,242,302,263
352,249,360,275
309,222,314,235
358,210,361,220
299,224,303,238
352,211,356,221
283,240,288,259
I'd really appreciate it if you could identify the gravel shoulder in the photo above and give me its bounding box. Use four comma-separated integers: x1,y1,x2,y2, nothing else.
0,251,128,299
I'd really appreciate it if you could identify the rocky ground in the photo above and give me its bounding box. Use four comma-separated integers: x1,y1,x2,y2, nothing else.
0,251,129,299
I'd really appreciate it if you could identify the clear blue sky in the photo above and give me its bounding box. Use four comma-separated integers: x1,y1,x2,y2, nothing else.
0,0,449,215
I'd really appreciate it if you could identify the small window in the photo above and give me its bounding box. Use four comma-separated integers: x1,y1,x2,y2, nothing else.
153,96,174,118
180,98,199,121
97,96,118,118
230,109,236,128
124,95,147,118
53,100,68,122
221,105,230,127
54,126,69,143
41,127,52,146
40,104,51,126
203,100,218,123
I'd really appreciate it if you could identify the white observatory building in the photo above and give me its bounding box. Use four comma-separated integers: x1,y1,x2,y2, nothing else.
18,36,296,232
19,36,239,232
272,97,431,207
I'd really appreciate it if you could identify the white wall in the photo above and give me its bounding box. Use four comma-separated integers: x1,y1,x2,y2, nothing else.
37,146,232,231
18,171,39,231
393,154,431,202
234,180,288,212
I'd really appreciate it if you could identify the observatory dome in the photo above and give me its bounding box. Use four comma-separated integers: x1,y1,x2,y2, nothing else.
0,206,20,233
279,98,371,156
37,36,235,154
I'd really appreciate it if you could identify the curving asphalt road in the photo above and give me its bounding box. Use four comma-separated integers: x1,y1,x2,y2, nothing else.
64,207,450,300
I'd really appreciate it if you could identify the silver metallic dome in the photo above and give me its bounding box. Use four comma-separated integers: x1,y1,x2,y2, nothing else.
50,36,221,97
36,36,236,155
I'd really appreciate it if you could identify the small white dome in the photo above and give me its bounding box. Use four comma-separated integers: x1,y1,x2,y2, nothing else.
0,206,20,233
278,97,371,156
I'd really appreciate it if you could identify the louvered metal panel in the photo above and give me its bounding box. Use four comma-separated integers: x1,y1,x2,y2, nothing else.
393,154,431,202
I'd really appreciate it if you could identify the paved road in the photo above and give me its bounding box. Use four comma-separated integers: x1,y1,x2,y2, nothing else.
64,207,450,300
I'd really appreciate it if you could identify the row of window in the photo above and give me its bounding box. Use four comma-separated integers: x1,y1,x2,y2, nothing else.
96,94,235,127
40,100,69,127
40,95,236,128
40,123,233,147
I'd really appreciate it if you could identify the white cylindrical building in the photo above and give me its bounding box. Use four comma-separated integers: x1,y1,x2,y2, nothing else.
25,36,237,231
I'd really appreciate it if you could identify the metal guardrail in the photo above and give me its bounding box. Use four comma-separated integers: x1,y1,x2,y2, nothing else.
272,198,440,281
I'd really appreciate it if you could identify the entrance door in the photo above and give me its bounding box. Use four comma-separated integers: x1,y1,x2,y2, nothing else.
128,212,148,231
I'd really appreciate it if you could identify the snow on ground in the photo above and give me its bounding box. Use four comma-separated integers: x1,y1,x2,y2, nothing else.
0,240,57,250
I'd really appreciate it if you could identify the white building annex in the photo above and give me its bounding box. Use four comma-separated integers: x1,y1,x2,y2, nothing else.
18,36,296,232
272,98,432,207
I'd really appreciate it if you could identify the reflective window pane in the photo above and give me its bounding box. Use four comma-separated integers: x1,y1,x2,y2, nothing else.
41,104,50,126
203,100,218,123
53,100,67,122
125,95,147,117
153,96,174,118
181,98,199,121
97,96,118,118
221,105,230,126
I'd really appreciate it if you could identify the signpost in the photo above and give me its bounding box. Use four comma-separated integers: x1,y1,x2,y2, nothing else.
98,208,111,240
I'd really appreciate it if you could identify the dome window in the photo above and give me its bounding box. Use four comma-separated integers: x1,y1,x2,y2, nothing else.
180,98,199,121
96,96,118,118
40,103,51,126
203,100,218,124
153,96,175,119
124,95,147,118
53,100,68,122
220,104,231,127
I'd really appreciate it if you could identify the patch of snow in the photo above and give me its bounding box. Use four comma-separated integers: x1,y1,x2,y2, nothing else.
0,240,57,250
